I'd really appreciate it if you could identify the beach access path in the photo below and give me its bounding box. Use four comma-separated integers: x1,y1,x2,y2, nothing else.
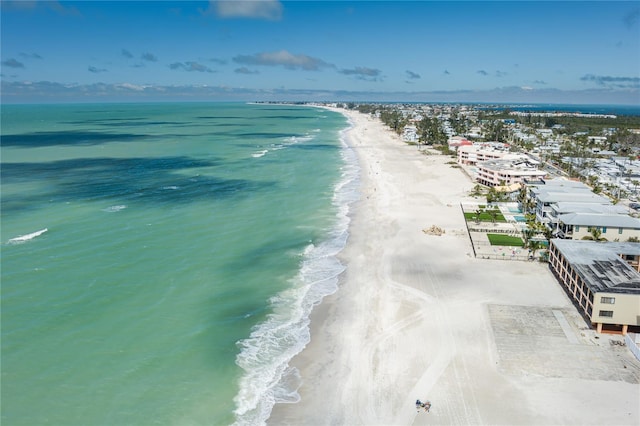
268,108,640,426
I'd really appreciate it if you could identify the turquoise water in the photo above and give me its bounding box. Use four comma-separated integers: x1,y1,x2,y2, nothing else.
514,215,526,222
1,103,358,425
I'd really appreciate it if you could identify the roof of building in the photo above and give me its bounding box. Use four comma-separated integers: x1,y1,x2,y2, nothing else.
557,212,640,228
529,179,591,192
479,156,544,173
551,239,640,294
537,192,610,203
457,143,508,152
551,202,628,216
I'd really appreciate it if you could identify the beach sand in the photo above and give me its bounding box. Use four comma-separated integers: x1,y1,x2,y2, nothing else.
268,108,640,425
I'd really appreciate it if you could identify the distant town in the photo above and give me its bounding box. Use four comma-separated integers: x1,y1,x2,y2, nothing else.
322,102,640,209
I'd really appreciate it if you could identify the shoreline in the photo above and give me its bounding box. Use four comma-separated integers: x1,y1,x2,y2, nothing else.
268,108,640,425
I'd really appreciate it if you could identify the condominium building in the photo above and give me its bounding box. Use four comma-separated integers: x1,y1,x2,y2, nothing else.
456,143,509,166
528,180,609,225
475,156,546,187
555,213,640,241
549,239,640,335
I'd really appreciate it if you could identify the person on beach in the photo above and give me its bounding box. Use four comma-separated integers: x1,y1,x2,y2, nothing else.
416,399,431,413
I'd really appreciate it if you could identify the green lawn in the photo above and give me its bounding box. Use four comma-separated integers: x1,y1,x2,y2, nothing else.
487,234,524,247
464,209,506,223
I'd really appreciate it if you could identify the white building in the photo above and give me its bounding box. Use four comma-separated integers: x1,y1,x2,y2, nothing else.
475,155,546,187
456,143,510,166
556,213,640,241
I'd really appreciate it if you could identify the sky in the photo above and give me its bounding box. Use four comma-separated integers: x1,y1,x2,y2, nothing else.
1,0,639,104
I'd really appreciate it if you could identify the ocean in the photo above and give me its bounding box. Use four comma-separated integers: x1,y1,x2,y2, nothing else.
0,103,358,425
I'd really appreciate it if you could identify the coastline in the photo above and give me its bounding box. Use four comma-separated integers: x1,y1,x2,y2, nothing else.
268,108,640,425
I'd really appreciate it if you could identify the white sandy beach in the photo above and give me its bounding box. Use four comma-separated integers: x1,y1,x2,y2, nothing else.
268,108,640,426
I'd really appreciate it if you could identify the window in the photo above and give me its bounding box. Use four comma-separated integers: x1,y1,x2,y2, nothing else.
600,297,615,304
602,227,607,233
599,310,613,318
575,225,580,232
618,228,623,234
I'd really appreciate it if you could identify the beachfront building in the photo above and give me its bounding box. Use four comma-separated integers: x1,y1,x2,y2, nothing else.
475,155,546,187
548,202,627,236
549,239,640,335
527,180,608,226
456,143,510,166
550,202,627,221
555,213,640,241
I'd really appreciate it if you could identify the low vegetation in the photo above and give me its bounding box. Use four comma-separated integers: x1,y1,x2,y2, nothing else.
464,208,506,223
487,234,525,247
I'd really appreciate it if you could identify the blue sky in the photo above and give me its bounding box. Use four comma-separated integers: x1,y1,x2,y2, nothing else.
1,0,639,104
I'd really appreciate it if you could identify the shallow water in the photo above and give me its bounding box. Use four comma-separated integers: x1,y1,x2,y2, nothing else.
1,102,356,425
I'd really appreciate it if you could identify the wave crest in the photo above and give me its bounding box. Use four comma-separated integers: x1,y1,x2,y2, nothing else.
232,119,359,426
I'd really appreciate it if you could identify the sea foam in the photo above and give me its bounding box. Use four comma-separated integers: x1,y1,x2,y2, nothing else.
252,133,316,159
7,228,48,244
103,205,127,212
232,120,359,426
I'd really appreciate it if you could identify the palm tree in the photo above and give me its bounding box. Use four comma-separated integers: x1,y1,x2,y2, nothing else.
582,227,607,242
470,184,484,198
380,108,406,135
588,175,602,194
528,240,545,260
487,185,509,204
489,210,498,224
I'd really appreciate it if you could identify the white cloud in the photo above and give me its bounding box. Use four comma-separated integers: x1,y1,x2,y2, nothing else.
233,50,332,71
116,83,146,91
205,0,283,20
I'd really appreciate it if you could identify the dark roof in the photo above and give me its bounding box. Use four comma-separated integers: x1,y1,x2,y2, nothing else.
551,239,640,294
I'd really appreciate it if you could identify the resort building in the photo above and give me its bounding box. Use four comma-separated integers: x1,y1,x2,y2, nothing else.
549,239,640,335
475,155,546,187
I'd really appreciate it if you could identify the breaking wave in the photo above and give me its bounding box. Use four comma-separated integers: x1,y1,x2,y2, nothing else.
232,118,359,426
